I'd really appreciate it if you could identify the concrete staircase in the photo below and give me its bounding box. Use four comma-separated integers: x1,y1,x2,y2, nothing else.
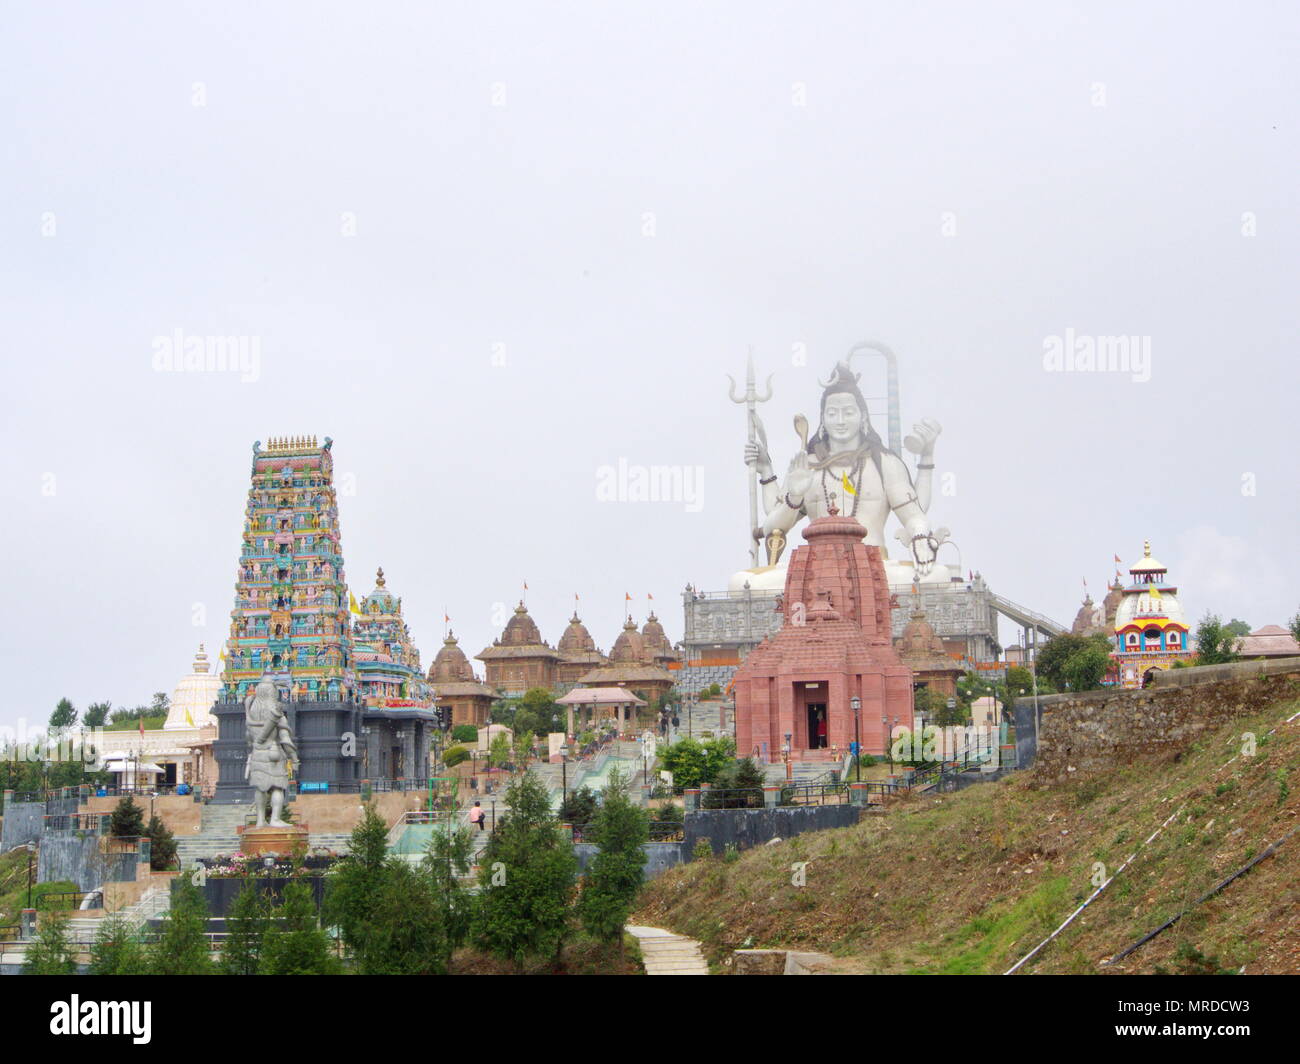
62,885,173,944
626,925,708,975
174,802,355,866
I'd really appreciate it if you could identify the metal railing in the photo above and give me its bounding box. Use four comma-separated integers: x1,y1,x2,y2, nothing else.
36,890,103,912
43,813,111,833
569,821,685,844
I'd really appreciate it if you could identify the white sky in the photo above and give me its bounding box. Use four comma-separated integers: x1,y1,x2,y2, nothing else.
2,1,1297,731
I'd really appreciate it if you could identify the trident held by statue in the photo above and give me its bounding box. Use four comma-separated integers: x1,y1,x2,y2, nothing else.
727,350,773,567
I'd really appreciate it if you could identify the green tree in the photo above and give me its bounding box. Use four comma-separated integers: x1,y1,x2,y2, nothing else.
580,768,649,943
147,878,215,975
1062,643,1112,692
1195,613,1241,666
260,881,340,974
558,785,598,827
1035,633,1113,691
23,912,77,974
1005,665,1035,698
473,772,577,968
702,757,765,808
1223,618,1251,638
1289,610,1300,645
442,745,470,769
488,730,513,770
89,913,147,975
219,880,267,976
658,736,735,792
150,692,170,717
49,698,77,732
146,814,177,871
82,701,112,729
353,861,449,975
110,796,146,838
426,825,476,951
451,724,479,744
321,803,390,956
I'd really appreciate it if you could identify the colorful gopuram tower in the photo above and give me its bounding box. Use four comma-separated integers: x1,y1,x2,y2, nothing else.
222,435,356,701
213,436,364,801
352,566,439,779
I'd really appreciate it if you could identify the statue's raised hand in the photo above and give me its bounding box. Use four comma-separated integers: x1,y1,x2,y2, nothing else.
905,418,942,458
786,452,814,502
911,533,938,576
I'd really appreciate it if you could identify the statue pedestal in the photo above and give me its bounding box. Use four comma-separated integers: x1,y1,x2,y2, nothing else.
239,824,310,857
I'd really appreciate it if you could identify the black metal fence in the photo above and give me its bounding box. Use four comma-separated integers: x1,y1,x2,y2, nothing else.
35,890,103,912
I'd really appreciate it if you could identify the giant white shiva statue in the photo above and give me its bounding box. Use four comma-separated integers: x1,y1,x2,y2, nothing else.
729,342,953,593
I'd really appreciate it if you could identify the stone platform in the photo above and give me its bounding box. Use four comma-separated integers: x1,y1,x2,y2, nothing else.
239,825,310,856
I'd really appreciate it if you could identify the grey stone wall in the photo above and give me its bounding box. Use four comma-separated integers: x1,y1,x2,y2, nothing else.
683,805,860,856
1014,657,1300,785
0,802,43,852
574,841,685,880
36,833,137,891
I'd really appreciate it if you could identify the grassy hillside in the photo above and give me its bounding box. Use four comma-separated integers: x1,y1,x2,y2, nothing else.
634,691,1300,974
0,847,34,927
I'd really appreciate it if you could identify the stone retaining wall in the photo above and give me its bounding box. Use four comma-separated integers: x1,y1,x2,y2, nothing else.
1014,657,1300,786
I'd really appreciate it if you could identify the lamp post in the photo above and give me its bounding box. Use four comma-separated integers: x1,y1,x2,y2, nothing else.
782,733,792,784
850,696,862,782
26,841,36,909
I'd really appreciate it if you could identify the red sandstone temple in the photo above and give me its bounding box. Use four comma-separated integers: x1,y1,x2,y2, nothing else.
732,513,915,762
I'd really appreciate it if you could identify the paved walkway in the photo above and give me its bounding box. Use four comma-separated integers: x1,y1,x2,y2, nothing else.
625,925,708,975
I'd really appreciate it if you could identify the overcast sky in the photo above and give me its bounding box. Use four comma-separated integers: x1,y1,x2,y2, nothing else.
2,1,1297,732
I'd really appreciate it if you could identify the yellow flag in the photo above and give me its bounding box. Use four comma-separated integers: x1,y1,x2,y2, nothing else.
185,708,195,726
841,471,857,497
1149,585,1161,599
349,590,361,614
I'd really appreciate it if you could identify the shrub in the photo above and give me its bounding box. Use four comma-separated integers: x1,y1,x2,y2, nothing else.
110,796,146,838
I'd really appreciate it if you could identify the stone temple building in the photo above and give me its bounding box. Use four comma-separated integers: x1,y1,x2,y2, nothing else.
732,512,914,762
556,612,607,686
427,632,497,728
894,588,964,700
476,602,561,696
574,618,676,707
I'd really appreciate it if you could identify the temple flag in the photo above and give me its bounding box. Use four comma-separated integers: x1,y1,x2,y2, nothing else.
841,471,857,497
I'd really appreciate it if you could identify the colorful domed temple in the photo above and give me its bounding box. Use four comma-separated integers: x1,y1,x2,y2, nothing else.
1111,540,1192,688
